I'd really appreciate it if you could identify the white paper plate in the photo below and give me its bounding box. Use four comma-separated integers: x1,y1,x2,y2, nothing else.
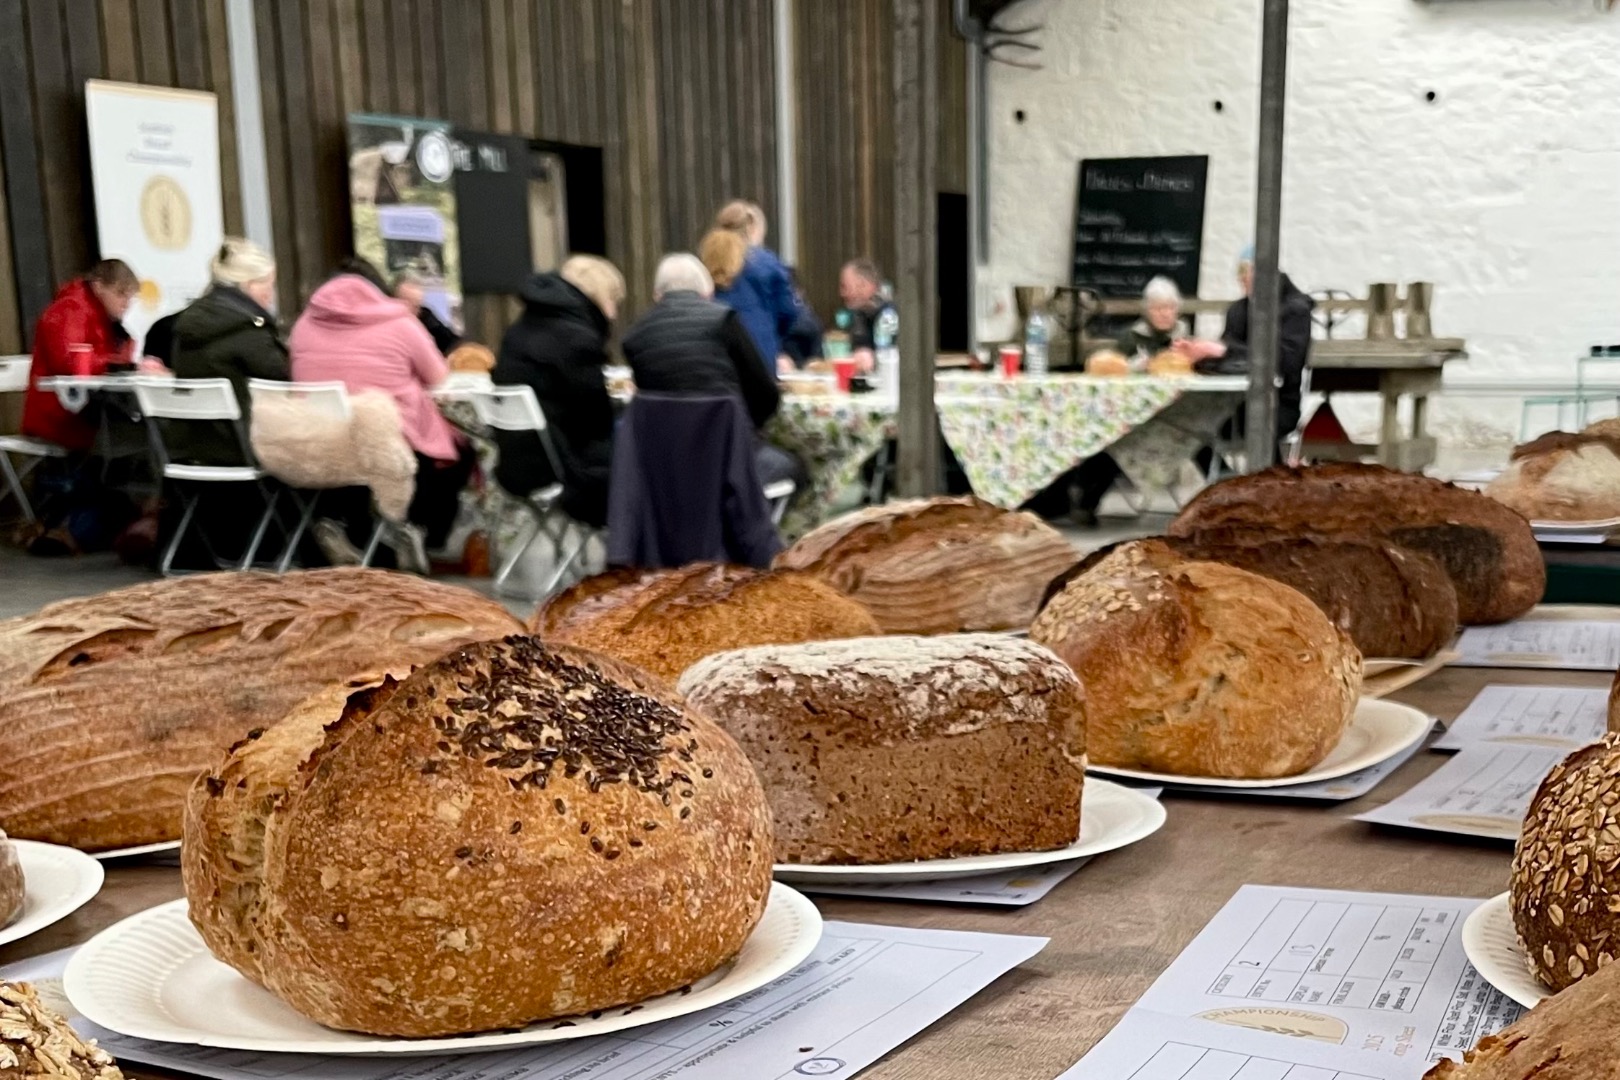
92,840,181,863
1530,516,1620,534
0,841,105,947
1361,651,1458,700
772,778,1165,886
1462,892,1550,1008
64,883,822,1055
1088,698,1433,789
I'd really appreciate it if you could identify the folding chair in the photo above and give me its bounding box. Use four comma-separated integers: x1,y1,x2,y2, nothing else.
132,378,281,575
246,379,391,571
469,384,600,598
0,355,67,523
763,479,796,525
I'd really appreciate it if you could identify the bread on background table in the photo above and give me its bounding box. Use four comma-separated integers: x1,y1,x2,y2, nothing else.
1168,462,1543,625
0,830,21,931
183,637,774,1037
678,634,1086,865
774,496,1077,634
0,569,524,852
1511,732,1620,994
1487,431,1620,523
533,563,880,682
1031,540,1360,779
1424,952,1620,1078
0,981,124,1079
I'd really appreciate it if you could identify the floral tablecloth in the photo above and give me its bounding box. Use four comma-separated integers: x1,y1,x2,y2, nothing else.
768,375,1246,537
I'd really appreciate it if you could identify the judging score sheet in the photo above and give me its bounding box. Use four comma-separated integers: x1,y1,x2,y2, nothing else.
1452,619,1620,671
1354,744,1567,841
1434,684,1609,751
1132,886,1522,1069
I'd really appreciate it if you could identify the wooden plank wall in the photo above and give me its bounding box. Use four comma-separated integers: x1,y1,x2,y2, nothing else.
1,0,968,352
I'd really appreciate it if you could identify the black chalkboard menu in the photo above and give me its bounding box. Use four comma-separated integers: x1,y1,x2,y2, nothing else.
1071,155,1209,298
455,131,532,295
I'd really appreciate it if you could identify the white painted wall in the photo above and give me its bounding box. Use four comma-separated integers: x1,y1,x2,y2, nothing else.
981,0,1620,446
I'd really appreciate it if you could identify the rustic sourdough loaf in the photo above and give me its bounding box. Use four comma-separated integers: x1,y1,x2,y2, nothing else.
0,832,20,931
774,496,1077,634
0,981,123,1079
0,569,523,852
1488,431,1620,523
1511,733,1620,994
1030,540,1360,779
183,637,774,1037
534,564,880,682
1168,462,1543,625
1424,952,1620,1078
678,634,1086,864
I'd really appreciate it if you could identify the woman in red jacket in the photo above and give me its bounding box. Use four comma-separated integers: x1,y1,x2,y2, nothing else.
23,260,143,452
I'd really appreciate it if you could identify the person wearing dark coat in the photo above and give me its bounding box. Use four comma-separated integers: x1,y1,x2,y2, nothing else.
491,256,625,528
169,239,289,467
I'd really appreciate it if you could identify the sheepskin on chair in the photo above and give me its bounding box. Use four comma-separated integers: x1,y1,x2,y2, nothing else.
250,390,416,520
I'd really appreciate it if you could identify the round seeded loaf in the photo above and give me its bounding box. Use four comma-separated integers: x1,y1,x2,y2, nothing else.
534,564,881,682
0,981,123,1079
1030,540,1361,779
1511,733,1620,993
0,831,20,931
182,637,775,1037
677,634,1086,865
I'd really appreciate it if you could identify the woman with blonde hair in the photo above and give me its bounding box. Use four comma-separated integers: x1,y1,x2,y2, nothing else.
490,253,627,528
709,199,798,376
699,227,747,291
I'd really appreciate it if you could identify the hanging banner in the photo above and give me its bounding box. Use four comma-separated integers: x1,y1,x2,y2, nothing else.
84,80,224,347
348,113,462,331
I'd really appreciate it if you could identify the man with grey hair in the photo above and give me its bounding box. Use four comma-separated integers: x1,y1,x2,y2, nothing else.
651,252,716,301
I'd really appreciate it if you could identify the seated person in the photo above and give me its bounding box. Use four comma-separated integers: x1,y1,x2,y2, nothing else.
835,257,894,374
620,254,806,493
23,259,143,453
1117,276,1191,365
492,255,625,528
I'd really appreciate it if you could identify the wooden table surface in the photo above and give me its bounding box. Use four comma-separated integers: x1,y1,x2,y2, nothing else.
1,665,1601,1080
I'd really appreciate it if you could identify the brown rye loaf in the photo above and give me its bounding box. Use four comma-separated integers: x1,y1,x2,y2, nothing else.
0,569,523,851
678,634,1086,864
183,637,774,1037
1168,462,1543,625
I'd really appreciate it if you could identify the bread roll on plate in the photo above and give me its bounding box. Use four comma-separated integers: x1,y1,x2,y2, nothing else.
1085,349,1130,376
1030,540,1360,779
0,830,21,931
1488,432,1620,522
183,637,774,1037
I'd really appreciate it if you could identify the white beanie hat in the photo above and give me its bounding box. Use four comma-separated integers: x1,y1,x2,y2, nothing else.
210,237,275,287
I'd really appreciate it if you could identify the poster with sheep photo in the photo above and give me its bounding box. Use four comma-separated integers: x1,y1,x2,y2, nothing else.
347,113,462,332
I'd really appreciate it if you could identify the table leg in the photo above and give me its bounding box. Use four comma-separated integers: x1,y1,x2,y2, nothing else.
1380,392,1400,467
1411,393,1429,439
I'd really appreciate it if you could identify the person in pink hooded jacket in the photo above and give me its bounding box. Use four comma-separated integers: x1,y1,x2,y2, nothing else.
288,258,473,568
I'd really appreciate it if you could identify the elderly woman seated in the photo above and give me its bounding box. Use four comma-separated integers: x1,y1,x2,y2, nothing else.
1116,276,1191,363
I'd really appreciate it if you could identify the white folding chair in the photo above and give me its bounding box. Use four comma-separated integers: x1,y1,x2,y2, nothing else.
763,479,796,525
471,384,599,598
0,355,67,524
133,378,281,575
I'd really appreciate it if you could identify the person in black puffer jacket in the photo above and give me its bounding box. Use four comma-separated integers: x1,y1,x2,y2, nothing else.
492,255,625,528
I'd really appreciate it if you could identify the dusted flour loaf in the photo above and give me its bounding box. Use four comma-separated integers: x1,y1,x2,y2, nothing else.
678,634,1086,864
183,637,774,1037
0,569,523,851
1169,463,1543,625
1031,540,1360,779
1488,432,1620,523
0,981,123,1079
775,496,1077,634
534,564,880,682
1425,951,1620,1078
1511,733,1620,994
0,831,20,931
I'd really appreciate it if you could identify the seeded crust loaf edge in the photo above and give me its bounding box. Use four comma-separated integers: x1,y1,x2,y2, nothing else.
0,831,20,932
0,980,124,1079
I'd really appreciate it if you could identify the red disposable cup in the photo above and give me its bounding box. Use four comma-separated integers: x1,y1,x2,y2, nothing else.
833,356,857,392
999,345,1022,378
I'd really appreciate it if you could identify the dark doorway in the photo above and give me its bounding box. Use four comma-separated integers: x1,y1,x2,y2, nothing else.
937,192,969,353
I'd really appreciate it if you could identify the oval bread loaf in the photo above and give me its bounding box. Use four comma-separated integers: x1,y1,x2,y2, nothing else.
0,831,20,931
183,636,775,1037
0,569,524,852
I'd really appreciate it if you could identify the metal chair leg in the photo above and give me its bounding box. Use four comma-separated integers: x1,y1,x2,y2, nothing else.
237,485,281,570
540,525,592,598
493,508,545,597
0,453,35,523
360,518,388,566
160,491,199,577
276,489,321,573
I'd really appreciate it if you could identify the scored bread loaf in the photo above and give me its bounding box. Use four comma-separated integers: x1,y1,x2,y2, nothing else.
0,569,523,851
1488,432,1620,523
1030,540,1360,778
774,496,1077,634
0,982,123,1079
183,637,774,1037
678,634,1086,865
1169,462,1544,625
0,831,20,931
534,564,880,682
1424,950,1620,1078
1511,733,1620,994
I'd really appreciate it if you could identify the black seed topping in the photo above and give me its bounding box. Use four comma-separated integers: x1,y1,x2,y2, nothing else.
680,806,691,819
554,798,566,814
205,776,226,797
605,848,621,860
629,838,644,848
509,820,522,834
590,837,604,853
702,768,714,779
580,821,590,834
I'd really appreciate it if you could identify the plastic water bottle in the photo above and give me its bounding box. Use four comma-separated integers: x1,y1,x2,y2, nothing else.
874,306,901,395
1024,307,1049,378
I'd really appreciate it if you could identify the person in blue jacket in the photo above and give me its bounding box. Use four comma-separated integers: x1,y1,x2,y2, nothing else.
710,199,798,378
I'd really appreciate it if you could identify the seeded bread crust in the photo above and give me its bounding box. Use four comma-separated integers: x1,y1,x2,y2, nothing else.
0,981,122,1079
533,564,881,682
774,496,1078,634
1423,950,1620,1078
678,634,1086,865
183,637,774,1037
1030,540,1361,779
0,569,524,852
1168,462,1543,625
0,832,21,932
1511,734,1620,993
